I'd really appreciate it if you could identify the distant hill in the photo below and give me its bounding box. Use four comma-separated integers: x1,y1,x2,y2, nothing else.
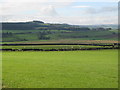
1,21,117,31
1,21,90,31
78,24,118,29
1,21,118,42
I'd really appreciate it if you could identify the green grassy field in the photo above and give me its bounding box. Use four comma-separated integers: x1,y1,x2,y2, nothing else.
2,50,118,88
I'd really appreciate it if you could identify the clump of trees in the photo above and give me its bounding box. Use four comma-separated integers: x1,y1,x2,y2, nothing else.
2,32,13,38
38,32,50,40
91,28,112,31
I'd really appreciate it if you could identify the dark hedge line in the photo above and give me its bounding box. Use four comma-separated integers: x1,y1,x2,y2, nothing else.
1,47,119,51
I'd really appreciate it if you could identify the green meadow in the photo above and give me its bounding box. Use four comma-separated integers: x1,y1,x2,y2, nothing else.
2,50,118,88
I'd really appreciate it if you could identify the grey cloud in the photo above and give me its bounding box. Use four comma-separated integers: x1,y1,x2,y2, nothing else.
85,8,98,14
39,5,58,17
101,6,117,12
85,6,117,14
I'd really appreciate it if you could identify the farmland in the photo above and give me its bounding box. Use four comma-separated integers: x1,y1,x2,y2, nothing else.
1,21,119,88
2,29,118,42
1,21,118,42
2,50,118,88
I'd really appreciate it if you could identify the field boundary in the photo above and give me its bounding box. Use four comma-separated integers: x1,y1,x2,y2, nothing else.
1,47,119,51
1,43,119,51
1,43,119,46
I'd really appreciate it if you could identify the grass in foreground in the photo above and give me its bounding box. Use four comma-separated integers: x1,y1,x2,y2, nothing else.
2,50,118,88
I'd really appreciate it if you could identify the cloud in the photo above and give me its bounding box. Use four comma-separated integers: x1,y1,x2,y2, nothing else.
0,0,118,25
1,0,77,3
0,2,59,17
1,15,118,25
85,8,97,14
85,6,117,14
101,6,118,12
1,0,119,2
72,5,92,8
39,5,58,16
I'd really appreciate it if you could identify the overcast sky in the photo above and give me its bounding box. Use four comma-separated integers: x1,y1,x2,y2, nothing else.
0,0,118,25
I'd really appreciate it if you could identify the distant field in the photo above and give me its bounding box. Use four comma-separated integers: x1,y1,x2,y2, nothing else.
2,29,118,42
2,50,118,88
20,39,119,44
2,39,119,44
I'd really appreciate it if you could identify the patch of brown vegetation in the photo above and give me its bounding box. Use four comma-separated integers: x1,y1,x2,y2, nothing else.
22,40,119,44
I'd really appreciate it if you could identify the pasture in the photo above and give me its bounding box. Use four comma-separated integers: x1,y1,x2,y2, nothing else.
2,29,118,42
2,50,118,88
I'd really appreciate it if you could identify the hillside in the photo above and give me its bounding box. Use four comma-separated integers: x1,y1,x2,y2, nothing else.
1,21,118,42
